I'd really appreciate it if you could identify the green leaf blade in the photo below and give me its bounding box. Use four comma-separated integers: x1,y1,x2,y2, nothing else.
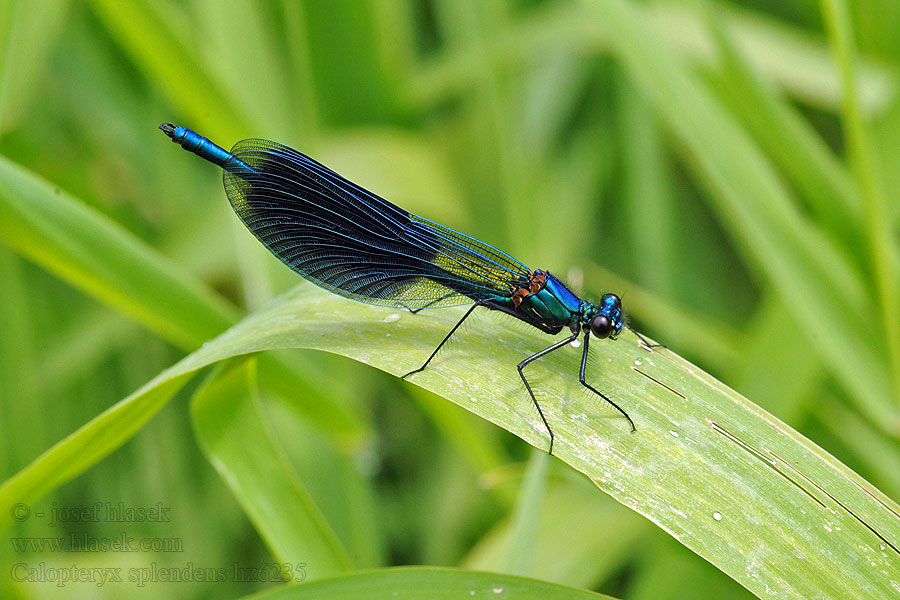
2,286,897,597
191,359,354,579
246,566,616,600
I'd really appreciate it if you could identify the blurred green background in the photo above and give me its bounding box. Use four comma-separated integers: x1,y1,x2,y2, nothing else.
1,0,899,598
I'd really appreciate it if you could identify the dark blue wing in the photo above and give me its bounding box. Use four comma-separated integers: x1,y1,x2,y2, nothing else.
223,139,531,308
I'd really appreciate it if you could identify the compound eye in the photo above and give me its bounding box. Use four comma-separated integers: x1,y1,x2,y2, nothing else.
602,293,621,307
590,314,612,339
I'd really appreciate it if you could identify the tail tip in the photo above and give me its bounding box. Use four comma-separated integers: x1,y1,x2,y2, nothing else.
159,122,177,139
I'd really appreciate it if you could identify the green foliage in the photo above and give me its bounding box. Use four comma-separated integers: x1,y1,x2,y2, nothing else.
3,283,898,596
1,0,899,598
247,566,617,600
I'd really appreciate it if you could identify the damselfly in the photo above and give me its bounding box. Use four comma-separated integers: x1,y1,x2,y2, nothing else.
160,123,639,454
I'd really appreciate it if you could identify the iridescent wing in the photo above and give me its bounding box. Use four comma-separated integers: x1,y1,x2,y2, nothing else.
224,139,531,309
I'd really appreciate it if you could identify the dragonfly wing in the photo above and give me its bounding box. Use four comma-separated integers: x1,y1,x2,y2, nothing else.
224,139,531,309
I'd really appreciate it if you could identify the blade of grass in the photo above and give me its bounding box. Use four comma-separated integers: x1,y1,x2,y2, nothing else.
191,359,353,579
244,566,617,600
263,393,384,568
0,371,193,510
0,153,237,349
1,285,897,596
0,153,366,442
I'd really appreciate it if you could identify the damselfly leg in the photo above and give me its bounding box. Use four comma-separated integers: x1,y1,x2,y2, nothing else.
516,331,579,455
579,332,635,431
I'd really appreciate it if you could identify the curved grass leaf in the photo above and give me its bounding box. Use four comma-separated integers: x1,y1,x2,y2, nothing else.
0,153,366,441
0,154,237,349
191,359,353,579
1,285,898,597
244,566,615,600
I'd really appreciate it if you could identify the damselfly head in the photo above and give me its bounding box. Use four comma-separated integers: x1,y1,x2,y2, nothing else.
589,293,623,339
